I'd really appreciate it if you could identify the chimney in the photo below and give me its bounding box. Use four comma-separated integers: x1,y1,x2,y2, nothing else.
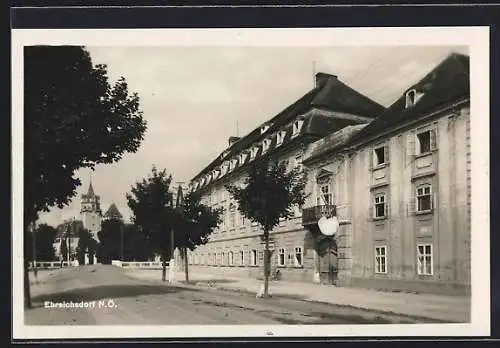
315,72,337,88
228,136,241,147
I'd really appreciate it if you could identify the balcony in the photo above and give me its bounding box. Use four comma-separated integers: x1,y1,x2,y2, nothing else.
302,204,337,225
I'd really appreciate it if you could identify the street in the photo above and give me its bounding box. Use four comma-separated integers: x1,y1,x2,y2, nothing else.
25,265,435,325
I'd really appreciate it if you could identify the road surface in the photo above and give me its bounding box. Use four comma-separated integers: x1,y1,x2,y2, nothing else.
25,265,429,325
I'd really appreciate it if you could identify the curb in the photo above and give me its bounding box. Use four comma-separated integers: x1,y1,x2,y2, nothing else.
188,282,459,323
121,271,464,324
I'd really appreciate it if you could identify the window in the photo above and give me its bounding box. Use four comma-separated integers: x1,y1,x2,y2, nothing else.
278,248,285,266
260,124,270,134
262,138,271,153
250,146,259,160
375,246,387,274
417,130,431,154
373,145,388,166
239,152,247,164
230,210,236,229
294,247,303,267
317,183,332,205
229,251,234,265
374,194,386,218
405,89,417,108
240,250,245,265
258,250,264,266
416,184,432,212
417,244,433,275
221,252,225,265
292,119,304,137
250,250,257,266
276,131,286,146
239,213,245,226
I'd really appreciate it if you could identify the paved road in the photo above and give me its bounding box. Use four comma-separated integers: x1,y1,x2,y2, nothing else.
25,265,430,325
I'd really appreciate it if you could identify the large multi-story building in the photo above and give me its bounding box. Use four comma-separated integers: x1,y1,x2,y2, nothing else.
302,52,470,295
186,52,471,296
187,72,384,282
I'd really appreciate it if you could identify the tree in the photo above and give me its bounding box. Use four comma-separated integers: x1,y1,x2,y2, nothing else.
175,189,224,282
24,223,58,262
226,160,307,298
23,45,147,308
126,166,175,281
60,238,68,267
97,219,123,264
76,229,93,265
35,224,58,261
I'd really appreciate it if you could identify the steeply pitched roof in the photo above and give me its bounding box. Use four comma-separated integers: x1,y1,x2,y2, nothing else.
104,203,123,220
348,52,470,146
87,182,95,196
191,73,385,183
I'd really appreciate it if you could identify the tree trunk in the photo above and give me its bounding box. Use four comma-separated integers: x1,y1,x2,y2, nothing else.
263,232,270,297
24,259,32,309
184,248,189,283
161,255,167,282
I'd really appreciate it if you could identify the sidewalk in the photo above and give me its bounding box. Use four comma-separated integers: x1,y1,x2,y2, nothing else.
123,268,470,323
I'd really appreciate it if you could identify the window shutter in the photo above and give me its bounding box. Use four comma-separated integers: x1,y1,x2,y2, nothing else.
407,134,416,158
430,128,437,151
368,205,374,220
385,201,390,218
384,145,390,164
407,197,416,215
432,193,437,211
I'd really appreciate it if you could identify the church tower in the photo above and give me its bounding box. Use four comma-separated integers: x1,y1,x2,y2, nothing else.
80,181,102,242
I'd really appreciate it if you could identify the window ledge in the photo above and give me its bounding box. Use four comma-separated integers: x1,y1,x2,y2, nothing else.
372,216,387,221
415,210,433,216
372,163,388,171
415,151,433,159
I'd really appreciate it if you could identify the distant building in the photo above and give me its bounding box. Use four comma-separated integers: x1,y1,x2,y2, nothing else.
103,203,123,221
52,182,104,264
80,182,102,241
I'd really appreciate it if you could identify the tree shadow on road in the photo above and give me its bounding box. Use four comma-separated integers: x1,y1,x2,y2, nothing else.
31,284,201,305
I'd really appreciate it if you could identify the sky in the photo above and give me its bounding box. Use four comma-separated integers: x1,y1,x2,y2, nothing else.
37,45,469,226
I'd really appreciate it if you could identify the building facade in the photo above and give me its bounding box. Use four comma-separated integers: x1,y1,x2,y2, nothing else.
187,73,384,282
301,53,470,295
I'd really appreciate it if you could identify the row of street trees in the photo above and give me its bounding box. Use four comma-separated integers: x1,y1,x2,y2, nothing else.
125,166,224,282
123,161,307,298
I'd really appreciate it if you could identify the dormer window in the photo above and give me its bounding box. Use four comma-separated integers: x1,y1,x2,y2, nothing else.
220,162,229,176
229,158,238,171
212,169,220,180
221,150,230,160
276,131,287,146
260,124,271,134
405,89,424,108
239,151,248,164
262,138,272,153
250,146,259,160
292,119,304,137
